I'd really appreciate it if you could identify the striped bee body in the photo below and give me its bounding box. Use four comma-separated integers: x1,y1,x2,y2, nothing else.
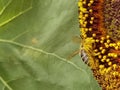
80,49,89,64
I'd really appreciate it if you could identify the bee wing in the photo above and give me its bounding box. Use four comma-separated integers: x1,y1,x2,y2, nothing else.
72,36,81,44
80,49,89,64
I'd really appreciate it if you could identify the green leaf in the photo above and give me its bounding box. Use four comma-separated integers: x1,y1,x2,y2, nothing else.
0,0,102,90
0,0,32,27
0,0,11,15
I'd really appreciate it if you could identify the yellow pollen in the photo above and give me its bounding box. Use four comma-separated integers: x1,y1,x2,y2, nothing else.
89,28,92,31
103,55,107,59
115,46,119,50
89,9,93,13
92,33,96,37
108,61,112,66
101,37,105,40
107,39,110,43
100,40,104,43
99,47,103,50
91,17,94,20
113,64,117,70
96,39,99,42
106,58,110,62
99,65,104,69
90,21,93,24
101,49,106,54
94,49,98,52
98,55,102,59
106,35,110,39
88,3,91,6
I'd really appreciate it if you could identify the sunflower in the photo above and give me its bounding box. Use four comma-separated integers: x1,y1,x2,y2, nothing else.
78,0,120,90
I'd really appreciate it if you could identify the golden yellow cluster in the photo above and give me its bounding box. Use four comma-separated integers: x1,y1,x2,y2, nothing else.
78,0,120,90
78,0,94,38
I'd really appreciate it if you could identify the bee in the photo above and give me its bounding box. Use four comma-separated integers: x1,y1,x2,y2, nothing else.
80,37,95,64
67,35,94,64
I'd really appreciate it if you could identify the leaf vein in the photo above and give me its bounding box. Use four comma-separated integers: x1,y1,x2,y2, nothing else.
0,0,12,15
0,6,32,27
0,76,13,90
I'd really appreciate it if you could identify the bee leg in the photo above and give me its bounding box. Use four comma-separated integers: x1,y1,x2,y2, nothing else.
67,50,79,60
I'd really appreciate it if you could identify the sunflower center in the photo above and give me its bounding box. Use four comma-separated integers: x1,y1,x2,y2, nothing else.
103,0,120,41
